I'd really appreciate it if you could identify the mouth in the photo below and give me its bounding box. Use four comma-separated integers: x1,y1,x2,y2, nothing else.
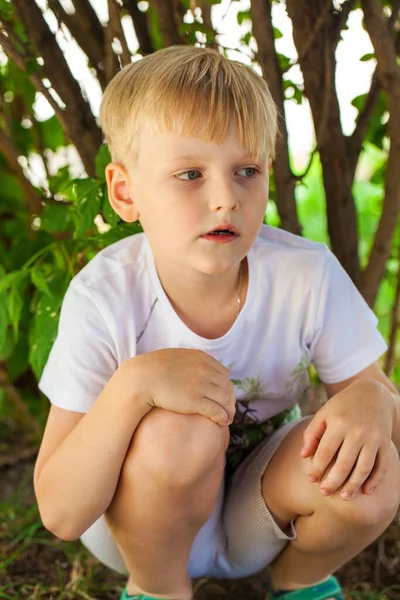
202,224,239,237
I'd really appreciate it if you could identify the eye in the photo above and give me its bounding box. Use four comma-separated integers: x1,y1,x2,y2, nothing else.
237,167,258,178
175,169,202,181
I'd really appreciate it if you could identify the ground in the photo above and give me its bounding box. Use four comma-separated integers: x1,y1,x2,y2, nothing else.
1,387,399,599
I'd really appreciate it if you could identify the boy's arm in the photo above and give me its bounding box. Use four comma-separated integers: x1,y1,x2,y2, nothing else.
323,361,400,450
35,348,234,542
34,357,152,542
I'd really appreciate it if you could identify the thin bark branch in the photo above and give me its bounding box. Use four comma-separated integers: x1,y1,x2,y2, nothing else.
287,0,359,282
332,0,357,49
0,31,64,118
104,19,120,83
122,0,154,55
198,0,218,48
47,0,106,90
384,246,400,376
347,67,380,167
360,0,400,305
0,127,43,215
297,0,332,61
250,0,301,235
12,0,102,177
108,0,131,67
150,0,183,47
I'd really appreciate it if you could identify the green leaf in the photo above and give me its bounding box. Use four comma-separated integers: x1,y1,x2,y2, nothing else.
0,270,26,294
30,267,53,297
29,293,62,380
25,58,39,76
0,0,13,20
351,93,367,111
37,115,65,152
95,144,111,183
9,282,24,342
8,334,29,381
360,53,374,62
0,293,9,352
277,53,291,73
237,10,251,25
101,184,120,227
273,27,283,39
240,31,252,46
48,165,72,196
40,203,73,233
73,178,101,237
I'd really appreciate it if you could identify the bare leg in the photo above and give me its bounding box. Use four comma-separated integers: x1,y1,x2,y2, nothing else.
262,419,400,593
105,408,229,599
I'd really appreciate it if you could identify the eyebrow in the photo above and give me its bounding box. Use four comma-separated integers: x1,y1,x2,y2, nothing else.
163,153,257,164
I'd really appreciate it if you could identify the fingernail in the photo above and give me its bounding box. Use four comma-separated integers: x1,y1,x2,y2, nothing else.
366,487,375,495
341,491,352,500
320,488,330,496
301,445,307,454
308,475,318,482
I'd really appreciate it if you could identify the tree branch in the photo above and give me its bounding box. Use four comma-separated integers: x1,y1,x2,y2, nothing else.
0,30,69,122
47,0,106,90
359,0,400,305
250,0,301,234
198,0,218,48
347,67,380,166
287,0,360,283
331,0,357,49
11,0,102,177
108,0,131,67
0,127,43,215
122,0,154,55
150,0,183,47
384,245,400,376
297,0,332,61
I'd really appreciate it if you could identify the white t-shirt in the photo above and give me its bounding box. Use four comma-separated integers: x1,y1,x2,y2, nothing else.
39,225,387,472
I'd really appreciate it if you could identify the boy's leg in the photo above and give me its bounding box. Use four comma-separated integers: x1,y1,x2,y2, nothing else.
105,408,229,600
262,418,400,592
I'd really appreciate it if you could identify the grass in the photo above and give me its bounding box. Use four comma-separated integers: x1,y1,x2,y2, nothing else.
1,467,399,600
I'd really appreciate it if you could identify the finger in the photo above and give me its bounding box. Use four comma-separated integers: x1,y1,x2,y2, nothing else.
308,429,344,483
195,396,230,426
318,440,361,496
362,446,390,496
339,445,378,500
301,414,327,458
203,382,236,422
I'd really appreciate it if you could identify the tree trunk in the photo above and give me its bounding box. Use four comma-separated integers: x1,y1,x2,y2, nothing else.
286,0,360,285
251,0,301,235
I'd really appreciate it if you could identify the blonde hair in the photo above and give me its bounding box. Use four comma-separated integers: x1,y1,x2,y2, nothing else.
100,46,278,164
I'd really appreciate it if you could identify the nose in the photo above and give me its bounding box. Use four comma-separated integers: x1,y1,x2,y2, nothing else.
208,176,239,212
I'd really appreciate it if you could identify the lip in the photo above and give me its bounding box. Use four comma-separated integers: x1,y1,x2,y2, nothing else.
203,223,239,236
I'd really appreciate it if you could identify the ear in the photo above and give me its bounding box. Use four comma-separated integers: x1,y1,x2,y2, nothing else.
105,162,140,223
268,161,272,173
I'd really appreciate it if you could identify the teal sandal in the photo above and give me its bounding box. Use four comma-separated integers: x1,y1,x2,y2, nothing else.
120,588,174,600
269,575,344,599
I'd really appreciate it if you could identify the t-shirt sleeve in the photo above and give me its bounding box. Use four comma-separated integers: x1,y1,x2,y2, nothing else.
309,247,387,383
38,281,118,413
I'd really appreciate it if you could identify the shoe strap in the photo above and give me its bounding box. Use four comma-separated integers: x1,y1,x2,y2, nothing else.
270,575,343,600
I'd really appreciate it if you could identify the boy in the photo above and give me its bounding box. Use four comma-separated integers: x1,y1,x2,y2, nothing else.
34,46,400,600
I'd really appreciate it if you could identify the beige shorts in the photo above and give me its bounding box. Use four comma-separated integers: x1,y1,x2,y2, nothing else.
80,418,305,579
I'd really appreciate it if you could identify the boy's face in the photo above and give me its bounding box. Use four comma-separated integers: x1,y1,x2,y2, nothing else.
107,127,270,277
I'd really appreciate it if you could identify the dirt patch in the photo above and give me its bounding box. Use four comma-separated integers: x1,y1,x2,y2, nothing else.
1,458,399,600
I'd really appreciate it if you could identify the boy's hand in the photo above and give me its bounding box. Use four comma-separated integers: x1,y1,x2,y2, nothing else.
300,380,395,500
134,349,236,427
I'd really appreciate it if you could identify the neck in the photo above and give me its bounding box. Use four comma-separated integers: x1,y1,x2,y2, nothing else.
155,259,247,338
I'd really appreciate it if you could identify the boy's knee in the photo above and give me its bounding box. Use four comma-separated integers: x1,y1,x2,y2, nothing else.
121,408,229,487
331,444,400,528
